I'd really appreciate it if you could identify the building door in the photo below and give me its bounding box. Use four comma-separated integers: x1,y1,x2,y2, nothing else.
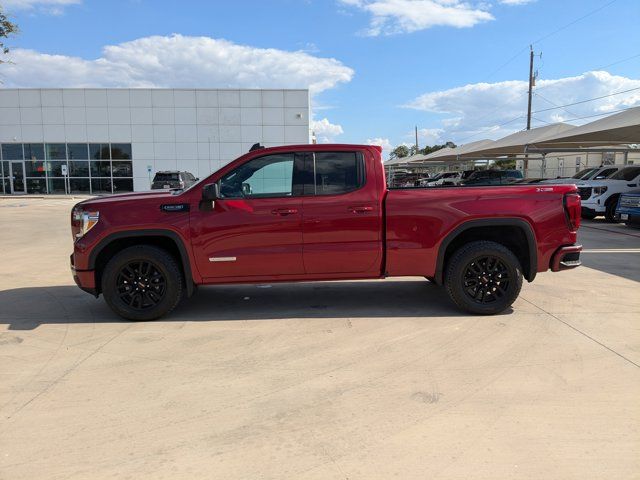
10,162,26,194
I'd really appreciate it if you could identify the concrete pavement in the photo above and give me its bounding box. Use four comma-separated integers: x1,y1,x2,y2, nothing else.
0,198,638,479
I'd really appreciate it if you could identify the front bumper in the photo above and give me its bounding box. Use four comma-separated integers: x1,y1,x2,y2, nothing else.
581,199,606,214
550,244,582,272
70,253,98,296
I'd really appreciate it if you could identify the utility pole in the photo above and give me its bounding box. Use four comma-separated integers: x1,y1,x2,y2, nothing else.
526,45,535,131
415,126,419,154
524,45,538,174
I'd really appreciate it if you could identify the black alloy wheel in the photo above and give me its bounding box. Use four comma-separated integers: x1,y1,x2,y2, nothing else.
102,245,183,321
462,255,510,305
116,260,167,310
445,240,523,315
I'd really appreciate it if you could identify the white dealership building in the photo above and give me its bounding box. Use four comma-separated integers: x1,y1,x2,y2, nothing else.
0,88,310,195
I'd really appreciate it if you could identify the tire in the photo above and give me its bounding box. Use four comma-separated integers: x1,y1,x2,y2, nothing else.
445,241,523,315
101,245,183,321
581,211,596,220
605,197,619,223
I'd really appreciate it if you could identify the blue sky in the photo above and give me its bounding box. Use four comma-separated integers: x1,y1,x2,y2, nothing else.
2,0,639,156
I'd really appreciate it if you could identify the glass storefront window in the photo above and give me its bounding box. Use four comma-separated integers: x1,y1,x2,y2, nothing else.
24,161,46,178
26,178,47,194
24,143,45,160
68,161,89,177
90,161,111,177
111,144,132,160
2,144,23,160
90,144,111,160
47,178,67,194
46,161,68,178
67,144,89,160
111,161,132,177
113,178,133,193
45,143,67,160
69,178,90,194
1,142,132,195
91,178,112,194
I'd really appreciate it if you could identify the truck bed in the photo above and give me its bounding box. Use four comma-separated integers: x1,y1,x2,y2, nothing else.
384,184,579,280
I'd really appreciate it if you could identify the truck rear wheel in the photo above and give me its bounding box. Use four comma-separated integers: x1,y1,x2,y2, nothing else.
102,245,183,321
445,241,523,315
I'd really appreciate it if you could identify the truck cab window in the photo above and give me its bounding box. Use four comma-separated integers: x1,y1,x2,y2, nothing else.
313,152,364,195
220,153,295,198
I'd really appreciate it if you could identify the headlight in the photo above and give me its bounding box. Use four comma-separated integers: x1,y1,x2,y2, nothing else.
72,208,100,239
593,186,608,196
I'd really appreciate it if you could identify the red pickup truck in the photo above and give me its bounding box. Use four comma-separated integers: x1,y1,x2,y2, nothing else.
70,144,582,321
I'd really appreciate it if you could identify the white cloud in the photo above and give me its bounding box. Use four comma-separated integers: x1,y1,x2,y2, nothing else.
338,0,494,35
416,127,445,144
367,137,393,158
2,0,80,14
405,71,640,142
0,34,354,94
311,118,344,143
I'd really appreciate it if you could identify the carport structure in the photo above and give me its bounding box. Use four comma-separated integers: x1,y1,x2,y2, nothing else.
386,107,640,177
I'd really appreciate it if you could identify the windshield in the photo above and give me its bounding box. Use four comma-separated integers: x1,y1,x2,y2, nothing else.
573,168,597,179
609,167,640,181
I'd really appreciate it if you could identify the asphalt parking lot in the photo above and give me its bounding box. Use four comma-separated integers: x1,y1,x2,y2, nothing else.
1,197,639,480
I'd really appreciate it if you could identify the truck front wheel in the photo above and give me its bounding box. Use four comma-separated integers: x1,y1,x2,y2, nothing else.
445,241,523,315
102,245,183,321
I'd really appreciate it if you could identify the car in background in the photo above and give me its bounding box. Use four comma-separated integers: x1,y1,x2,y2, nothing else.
422,170,477,187
579,166,640,221
151,171,198,190
541,166,620,185
461,169,523,186
616,190,640,227
422,171,458,186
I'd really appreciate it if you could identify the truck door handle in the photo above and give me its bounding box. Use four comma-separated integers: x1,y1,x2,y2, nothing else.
271,208,298,216
349,206,374,213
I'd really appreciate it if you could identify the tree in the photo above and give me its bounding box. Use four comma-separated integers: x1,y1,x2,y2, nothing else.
0,7,18,64
390,145,410,159
420,141,456,156
494,158,516,169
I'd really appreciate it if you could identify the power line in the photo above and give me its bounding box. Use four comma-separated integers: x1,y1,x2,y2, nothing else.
479,0,620,83
592,52,640,71
539,106,635,123
531,86,640,114
531,0,620,46
534,92,580,118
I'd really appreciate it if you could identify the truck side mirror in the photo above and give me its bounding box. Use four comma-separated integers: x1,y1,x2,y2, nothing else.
202,183,220,201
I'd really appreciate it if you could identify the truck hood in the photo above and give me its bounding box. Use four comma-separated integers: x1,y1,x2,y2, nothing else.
77,190,182,207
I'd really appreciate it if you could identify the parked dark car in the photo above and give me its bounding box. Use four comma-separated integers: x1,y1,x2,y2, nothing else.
151,171,198,190
461,169,523,186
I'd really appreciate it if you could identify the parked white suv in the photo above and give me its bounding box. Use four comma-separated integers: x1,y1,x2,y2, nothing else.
541,165,620,184
579,166,640,221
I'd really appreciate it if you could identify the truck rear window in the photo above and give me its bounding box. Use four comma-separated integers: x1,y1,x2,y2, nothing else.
314,152,364,195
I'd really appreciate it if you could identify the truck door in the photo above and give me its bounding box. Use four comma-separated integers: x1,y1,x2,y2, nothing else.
191,152,305,279
301,150,382,275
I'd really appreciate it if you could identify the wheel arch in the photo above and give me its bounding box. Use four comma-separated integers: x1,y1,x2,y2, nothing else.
89,229,195,297
434,218,537,285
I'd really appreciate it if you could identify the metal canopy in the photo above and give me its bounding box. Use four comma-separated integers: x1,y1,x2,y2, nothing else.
533,107,640,148
383,107,640,167
466,123,576,157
